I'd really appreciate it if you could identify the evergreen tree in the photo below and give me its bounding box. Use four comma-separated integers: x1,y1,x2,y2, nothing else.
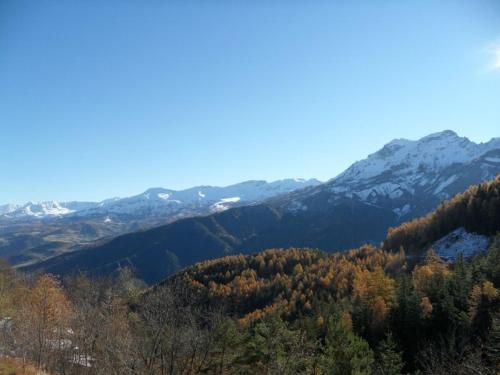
237,314,308,374
374,334,404,375
484,312,500,372
207,316,241,374
319,315,374,375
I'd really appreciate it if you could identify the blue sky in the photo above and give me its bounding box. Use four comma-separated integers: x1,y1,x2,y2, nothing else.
1,0,499,204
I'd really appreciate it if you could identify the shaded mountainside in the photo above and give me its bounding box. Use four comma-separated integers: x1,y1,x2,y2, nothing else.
24,200,398,284
26,131,500,284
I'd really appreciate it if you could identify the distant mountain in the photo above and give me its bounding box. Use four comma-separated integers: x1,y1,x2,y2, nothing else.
27,131,500,284
0,204,19,215
2,178,321,221
0,178,320,265
3,201,99,219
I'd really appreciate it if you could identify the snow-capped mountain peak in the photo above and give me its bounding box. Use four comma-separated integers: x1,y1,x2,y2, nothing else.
336,130,482,183
280,130,500,222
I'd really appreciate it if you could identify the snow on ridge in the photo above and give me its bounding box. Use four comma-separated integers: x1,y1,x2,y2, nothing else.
2,178,319,220
158,193,170,200
433,228,489,260
210,197,241,212
433,175,458,194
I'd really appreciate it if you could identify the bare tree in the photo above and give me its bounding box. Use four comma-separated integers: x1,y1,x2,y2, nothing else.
133,281,212,375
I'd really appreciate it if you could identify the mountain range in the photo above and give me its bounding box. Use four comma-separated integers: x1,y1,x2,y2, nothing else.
25,130,500,284
1,178,321,221
0,179,320,265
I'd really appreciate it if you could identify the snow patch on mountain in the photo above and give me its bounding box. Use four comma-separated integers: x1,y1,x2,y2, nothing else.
433,175,458,194
157,193,170,200
393,204,411,219
211,197,241,212
356,182,407,201
433,228,489,260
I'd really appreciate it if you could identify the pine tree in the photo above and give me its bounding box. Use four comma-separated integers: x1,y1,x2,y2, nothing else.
374,334,405,375
484,312,500,372
208,317,241,375
319,315,374,375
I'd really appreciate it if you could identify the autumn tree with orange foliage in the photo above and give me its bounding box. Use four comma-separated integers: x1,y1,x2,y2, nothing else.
14,274,72,371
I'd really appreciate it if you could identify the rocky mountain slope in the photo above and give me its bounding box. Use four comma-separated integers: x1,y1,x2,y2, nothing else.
276,130,500,219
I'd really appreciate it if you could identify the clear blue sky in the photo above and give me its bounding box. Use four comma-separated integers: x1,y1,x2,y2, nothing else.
1,0,499,204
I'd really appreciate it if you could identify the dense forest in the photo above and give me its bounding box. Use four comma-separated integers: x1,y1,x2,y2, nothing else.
1,241,500,374
166,240,500,374
0,176,499,374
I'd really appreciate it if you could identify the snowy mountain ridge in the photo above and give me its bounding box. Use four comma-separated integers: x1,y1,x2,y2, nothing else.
1,178,321,220
279,130,500,221
328,130,500,208
334,130,499,183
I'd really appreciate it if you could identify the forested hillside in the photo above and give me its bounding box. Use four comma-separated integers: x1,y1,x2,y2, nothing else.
163,240,500,373
172,246,405,324
384,175,500,253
